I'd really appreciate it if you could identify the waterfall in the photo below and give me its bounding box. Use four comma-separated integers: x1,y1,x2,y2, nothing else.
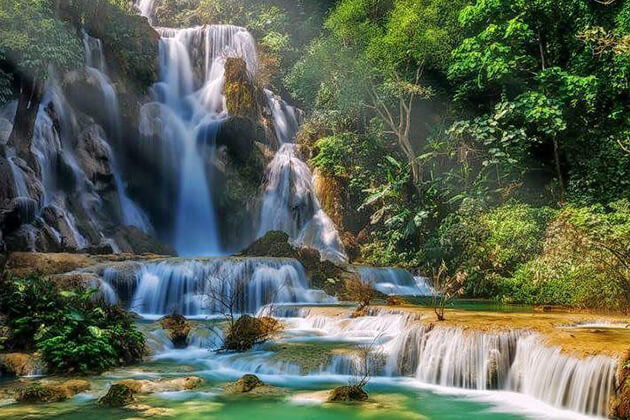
357,266,434,296
102,257,334,317
83,32,153,234
507,335,617,417
257,143,347,264
138,25,261,255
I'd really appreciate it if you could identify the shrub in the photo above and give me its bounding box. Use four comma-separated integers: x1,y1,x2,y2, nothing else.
0,276,145,374
426,200,553,297
500,200,630,311
222,315,282,352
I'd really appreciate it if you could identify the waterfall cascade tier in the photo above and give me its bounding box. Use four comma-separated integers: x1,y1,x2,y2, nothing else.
356,266,434,296
139,24,260,255
182,308,615,418
102,257,335,317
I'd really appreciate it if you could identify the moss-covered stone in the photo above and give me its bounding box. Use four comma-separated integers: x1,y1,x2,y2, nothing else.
328,385,368,402
612,350,630,419
116,377,203,394
159,313,192,349
241,231,359,297
99,384,136,407
224,374,287,397
16,379,90,404
235,374,263,393
224,58,257,120
0,353,45,377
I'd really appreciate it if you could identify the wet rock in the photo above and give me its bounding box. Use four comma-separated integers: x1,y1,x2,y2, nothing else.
234,374,263,393
1,198,37,233
16,379,90,404
217,116,259,164
612,350,630,419
116,377,203,394
328,385,368,402
0,353,45,377
99,383,136,407
224,58,257,120
241,231,358,297
112,226,174,256
224,374,286,396
159,313,191,349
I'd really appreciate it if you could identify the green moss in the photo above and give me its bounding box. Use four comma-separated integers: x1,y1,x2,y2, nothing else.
99,384,135,407
264,342,352,373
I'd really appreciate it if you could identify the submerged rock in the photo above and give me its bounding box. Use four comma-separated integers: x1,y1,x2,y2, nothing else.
16,379,90,404
116,376,203,394
224,374,286,396
99,383,136,407
159,313,191,348
328,385,368,402
234,374,263,393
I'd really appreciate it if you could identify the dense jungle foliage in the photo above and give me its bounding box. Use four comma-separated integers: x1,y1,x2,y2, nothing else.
0,276,145,374
0,0,628,311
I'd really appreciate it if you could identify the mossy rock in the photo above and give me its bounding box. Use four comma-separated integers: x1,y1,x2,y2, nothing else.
99,384,135,407
241,231,357,297
16,379,90,404
235,374,262,392
224,374,287,397
159,313,192,349
224,58,257,120
612,350,630,419
328,385,368,402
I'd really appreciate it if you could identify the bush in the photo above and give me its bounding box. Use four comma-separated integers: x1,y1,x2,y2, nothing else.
499,201,630,311
0,276,145,374
426,200,553,296
222,315,282,352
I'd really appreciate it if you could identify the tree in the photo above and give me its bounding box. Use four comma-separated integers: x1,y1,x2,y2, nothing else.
0,0,82,165
431,261,465,321
344,277,377,316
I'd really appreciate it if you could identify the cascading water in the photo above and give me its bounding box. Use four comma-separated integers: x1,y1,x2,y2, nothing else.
357,266,434,296
139,25,260,255
103,258,334,317
83,33,153,234
507,335,617,417
258,94,347,263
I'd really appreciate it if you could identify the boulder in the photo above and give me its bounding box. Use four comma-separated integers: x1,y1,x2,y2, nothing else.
112,226,174,256
233,374,263,393
241,231,358,297
328,385,368,402
224,58,257,120
99,383,135,407
0,353,45,377
217,116,259,164
159,313,191,349
16,379,90,404
116,377,203,394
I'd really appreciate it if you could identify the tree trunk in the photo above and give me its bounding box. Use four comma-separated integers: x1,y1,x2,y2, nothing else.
8,75,43,169
552,137,565,197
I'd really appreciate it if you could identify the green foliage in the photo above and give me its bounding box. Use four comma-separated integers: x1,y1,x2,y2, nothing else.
501,200,630,311
0,277,144,374
426,200,553,295
0,0,83,81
